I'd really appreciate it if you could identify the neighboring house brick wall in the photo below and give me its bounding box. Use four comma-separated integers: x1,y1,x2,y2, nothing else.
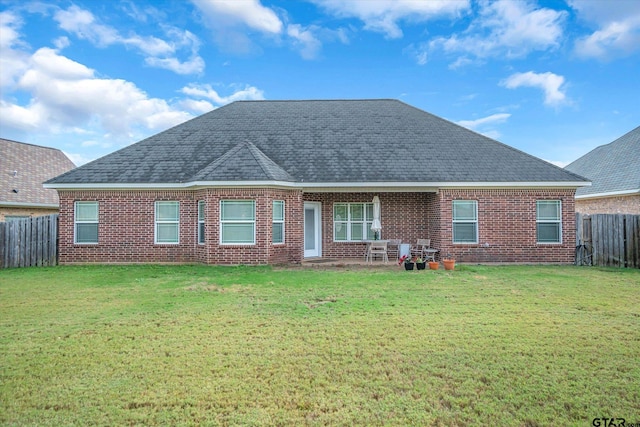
575,195,640,215
437,189,576,263
0,207,59,221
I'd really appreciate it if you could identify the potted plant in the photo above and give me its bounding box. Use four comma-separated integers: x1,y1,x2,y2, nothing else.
428,260,439,270
398,255,414,270
415,257,426,270
443,253,455,271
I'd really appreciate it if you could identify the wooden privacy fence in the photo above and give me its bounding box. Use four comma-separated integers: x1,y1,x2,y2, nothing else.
576,213,640,268
0,214,58,269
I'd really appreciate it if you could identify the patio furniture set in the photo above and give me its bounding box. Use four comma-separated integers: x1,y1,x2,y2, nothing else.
364,238,438,264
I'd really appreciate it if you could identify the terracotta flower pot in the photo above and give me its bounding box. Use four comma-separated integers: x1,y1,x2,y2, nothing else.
443,259,455,270
428,261,439,270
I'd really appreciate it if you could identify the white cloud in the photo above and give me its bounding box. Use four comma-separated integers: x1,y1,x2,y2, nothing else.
546,159,570,168
180,84,265,105
145,55,205,75
311,0,469,39
0,11,29,88
404,43,429,65
191,0,348,59
501,71,567,107
457,113,511,129
457,113,511,139
429,0,566,65
191,0,282,54
192,0,282,34
570,0,640,60
180,99,215,114
53,5,204,74
1,46,193,137
287,24,323,60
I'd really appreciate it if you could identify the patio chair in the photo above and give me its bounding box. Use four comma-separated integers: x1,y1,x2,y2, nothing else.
387,239,402,260
368,240,389,263
411,239,438,262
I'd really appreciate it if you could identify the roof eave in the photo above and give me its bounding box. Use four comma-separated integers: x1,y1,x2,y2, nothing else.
44,180,590,191
576,188,640,200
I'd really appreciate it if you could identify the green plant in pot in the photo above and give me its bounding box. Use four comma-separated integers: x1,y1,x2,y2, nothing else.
398,255,414,270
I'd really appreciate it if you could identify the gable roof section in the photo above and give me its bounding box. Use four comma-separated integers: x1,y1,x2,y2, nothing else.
47,99,588,189
191,140,294,182
565,126,640,198
1,138,76,208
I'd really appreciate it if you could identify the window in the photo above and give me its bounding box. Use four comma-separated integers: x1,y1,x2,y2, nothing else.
198,201,205,244
453,200,478,244
537,200,562,243
155,201,179,244
273,200,285,244
221,200,255,244
333,203,374,241
75,201,98,244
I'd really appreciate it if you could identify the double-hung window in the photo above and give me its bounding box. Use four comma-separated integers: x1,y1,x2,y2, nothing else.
333,202,374,241
197,201,205,244
75,201,98,244
272,200,285,244
155,201,180,244
537,200,562,243
452,200,478,244
220,200,255,244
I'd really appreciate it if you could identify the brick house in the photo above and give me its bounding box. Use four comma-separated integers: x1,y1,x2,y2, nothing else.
45,100,589,265
565,126,640,215
1,138,75,222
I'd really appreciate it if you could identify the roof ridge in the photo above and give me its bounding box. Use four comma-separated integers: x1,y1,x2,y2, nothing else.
187,141,248,181
1,137,70,154
189,140,294,182
244,141,293,181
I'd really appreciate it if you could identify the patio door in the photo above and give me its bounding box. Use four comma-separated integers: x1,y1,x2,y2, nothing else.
304,202,321,258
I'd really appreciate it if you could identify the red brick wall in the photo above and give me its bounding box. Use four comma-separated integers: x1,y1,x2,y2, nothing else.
58,189,303,265
303,192,437,259
437,189,576,263
57,187,576,265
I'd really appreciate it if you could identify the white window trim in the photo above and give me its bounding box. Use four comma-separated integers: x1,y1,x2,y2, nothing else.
220,200,256,245
155,201,180,245
198,200,205,245
333,202,374,242
74,201,99,244
452,200,478,244
273,200,285,244
536,200,562,244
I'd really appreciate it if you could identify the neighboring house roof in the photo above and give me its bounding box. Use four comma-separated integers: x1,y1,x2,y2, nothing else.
1,138,76,208
46,99,588,190
565,126,640,199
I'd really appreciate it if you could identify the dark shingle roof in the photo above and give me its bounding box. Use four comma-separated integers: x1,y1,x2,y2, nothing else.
565,126,640,197
1,138,76,206
47,99,587,186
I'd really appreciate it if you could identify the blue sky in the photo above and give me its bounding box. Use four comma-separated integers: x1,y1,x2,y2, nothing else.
1,0,638,167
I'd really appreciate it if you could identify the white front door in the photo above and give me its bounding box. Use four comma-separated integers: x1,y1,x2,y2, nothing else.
304,202,321,258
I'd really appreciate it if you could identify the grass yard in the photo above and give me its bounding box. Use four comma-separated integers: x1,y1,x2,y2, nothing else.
1,264,639,426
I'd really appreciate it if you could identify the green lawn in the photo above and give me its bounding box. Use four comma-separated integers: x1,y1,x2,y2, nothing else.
1,264,639,426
